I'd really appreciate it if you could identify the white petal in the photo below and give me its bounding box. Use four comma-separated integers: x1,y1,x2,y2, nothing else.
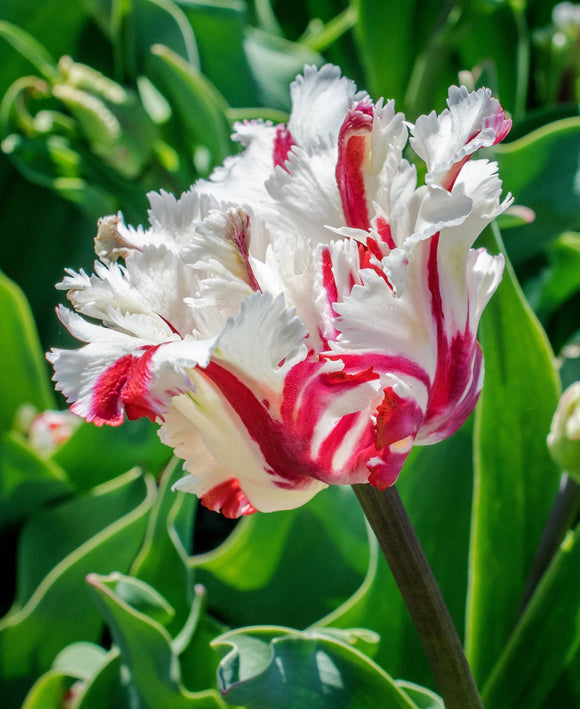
288,64,362,146
410,86,511,185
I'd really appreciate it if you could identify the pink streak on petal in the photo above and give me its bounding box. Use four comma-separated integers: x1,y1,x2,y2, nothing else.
421,233,481,439
203,360,322,486
80,346,161,426
336,101,374,230
368,445,411,490
321,246,339,314
324,352,431,390
375,387,424,449
376,217,396,250
79,354,135,426
440,154,471,191
487,106,512,145
122,345,162,422
201,478,257,518
273,125,296,171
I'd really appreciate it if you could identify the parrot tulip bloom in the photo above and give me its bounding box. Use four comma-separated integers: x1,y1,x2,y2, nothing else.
49,65,511,517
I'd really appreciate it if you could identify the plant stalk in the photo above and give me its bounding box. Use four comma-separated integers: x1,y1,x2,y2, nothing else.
353,483,482,709
518,472,580,614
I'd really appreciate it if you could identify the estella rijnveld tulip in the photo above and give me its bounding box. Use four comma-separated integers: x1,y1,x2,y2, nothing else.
48,65,512,518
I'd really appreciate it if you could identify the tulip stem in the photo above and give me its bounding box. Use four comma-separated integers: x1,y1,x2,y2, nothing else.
518,473,580,615
353,484,482,709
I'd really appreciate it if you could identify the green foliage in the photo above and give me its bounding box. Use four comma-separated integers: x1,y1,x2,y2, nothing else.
1,0,579,707
212,626,425,708
465,224,561,684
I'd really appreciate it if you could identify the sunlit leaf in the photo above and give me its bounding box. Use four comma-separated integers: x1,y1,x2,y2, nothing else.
465,224,561,685
0,470,155,706
482,524,580,708
87,572,226,707
0,270,54,429
212,625,420,708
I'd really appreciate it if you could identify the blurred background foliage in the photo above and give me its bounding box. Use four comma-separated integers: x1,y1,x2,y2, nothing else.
0,0,579,707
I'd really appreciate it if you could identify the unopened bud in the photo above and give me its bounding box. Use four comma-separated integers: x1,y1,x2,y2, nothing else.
547,382,580,478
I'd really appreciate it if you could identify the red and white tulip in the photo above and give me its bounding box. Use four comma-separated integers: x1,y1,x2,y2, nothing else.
49,65,511,517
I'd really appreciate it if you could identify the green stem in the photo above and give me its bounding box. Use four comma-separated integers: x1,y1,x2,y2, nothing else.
353,484,482,709
518,473,580,614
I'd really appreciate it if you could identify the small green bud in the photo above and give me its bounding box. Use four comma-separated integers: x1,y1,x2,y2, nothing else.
547,382,580,479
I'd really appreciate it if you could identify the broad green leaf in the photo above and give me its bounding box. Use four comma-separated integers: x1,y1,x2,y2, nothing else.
177,0,258,107
352,0,458,116
212,626,419,708
125,0,200,79
98,573,176,627
319,425,473,688
0,470,155,706
131,458,196,634
0,431,70,531
243,27,323,110
396,681,444,709
465,224,561,685
0,270,55,429
74,650,128,709
52,418,171,490
193,486,369,629
14,469,151,605
21,670,71,709
53,642,108,680
493,117,580,266
87,572,226,708
481,524,580,708
147,43,231,169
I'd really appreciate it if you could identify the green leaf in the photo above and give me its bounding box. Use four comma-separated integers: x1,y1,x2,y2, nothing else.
52,417,171,490
21,671,71,709
396,681,444,709
243,27,323,110
128,0,200,74
0,20,59,83
87,572,225,708
481,525,580,708
532,232,580,319
0,431,71,531
212,626,420,708
0,270,55,429
492,117,580,266
52,642,108,680
0,470,155,706
130,458,196,634
352,0,458,116
74,649,129,709
147,43,232,169
98,573,176,627
14,469,151,605
177,0,257,108
465,224,561,685
193,486,369,629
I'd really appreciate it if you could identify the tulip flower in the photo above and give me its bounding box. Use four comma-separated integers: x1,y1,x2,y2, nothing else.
49,65,511,518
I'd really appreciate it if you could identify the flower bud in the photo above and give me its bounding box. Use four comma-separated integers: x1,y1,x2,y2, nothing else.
547,382,580,479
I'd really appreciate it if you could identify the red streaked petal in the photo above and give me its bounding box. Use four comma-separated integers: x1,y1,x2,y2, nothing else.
79,354,135,426
201,478,257,518
375,387,424,449
336,101,374,230
80,346,161,426
122,345,161,422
